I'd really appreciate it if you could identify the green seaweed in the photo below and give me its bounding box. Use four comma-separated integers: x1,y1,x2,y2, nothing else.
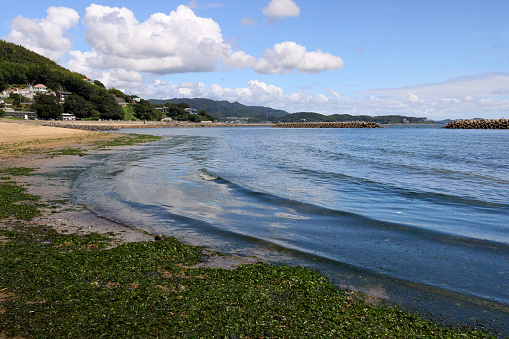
0,224,495,338
0,168,39,220
94,134,163,149
0,166,497,338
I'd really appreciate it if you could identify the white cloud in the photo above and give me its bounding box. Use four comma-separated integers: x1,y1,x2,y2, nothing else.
252,41,344,74
223,51,257,69
241,16,257,26
80,4,231,74
6,7,79,60
262,0,300,24
135,78,509,120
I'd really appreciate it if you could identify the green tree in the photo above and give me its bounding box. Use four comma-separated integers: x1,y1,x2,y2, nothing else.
90,90,124,120
9,92,26,108
94,80,106,88
164,103,185,118
31,93,63,119
197,109,215,122
134,99,161,121
63,94,89,119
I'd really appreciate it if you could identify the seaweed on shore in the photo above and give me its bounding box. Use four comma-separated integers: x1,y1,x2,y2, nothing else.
0,164,498,338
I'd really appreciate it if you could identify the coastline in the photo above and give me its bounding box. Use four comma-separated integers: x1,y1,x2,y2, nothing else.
0,120,259,260
0,120,154,244
0,119,501,338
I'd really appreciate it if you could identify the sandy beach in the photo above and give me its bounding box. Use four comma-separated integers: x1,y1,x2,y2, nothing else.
0,119,256,261
0,120,154,244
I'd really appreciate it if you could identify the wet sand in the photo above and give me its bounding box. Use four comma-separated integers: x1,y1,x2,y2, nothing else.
0,119,257,265
0,120,154,244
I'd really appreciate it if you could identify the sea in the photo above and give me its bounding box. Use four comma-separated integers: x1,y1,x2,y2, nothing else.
72,125,509,334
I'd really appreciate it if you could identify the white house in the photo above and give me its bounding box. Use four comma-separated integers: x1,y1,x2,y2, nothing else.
33,84,48,93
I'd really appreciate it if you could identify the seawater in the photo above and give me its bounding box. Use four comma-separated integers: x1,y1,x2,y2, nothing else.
73,126,509,333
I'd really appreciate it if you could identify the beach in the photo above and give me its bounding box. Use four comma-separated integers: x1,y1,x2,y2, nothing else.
0,119,505,338
0,120,154,244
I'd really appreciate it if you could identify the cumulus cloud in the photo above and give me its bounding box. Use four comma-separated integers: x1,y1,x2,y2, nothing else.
6,7,79,60
223,51,258,69
262,0,300,24
224,42,344,74
80,4,230,74
252,41,344,74
135,78,509,120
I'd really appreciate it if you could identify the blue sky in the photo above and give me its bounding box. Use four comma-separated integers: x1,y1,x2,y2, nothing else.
1,0,509,119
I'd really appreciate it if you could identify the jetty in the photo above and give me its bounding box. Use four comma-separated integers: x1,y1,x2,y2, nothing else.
273,121,381,128
444,119,509,129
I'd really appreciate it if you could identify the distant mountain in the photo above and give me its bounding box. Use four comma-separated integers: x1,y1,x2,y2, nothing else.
148,98,289,122
277,112,428,124
149,98,429,124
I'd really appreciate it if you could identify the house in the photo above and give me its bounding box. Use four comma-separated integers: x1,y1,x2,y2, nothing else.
33,84,48,93
83,78,95,84
56,91,73,103
5,110,38,120
61,113,76,121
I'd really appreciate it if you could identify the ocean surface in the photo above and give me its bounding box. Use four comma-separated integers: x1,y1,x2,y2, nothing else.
73,126,509,333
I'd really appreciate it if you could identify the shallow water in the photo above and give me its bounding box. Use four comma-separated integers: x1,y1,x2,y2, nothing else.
74,126,509,333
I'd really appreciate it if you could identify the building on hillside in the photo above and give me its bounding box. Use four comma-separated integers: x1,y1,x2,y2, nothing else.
33,84,48,93
156,106,169,114
114,96,128,107
83,78,95,84
5,110,38,120
56,91,73,103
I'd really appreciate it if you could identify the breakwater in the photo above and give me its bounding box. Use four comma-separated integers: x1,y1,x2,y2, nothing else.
41,121,272,131
273,121,381,128
42,122,121,131
444,118,509,129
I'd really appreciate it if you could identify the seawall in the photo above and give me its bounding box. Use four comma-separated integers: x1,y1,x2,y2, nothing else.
273,121,381,128
444,119,509,129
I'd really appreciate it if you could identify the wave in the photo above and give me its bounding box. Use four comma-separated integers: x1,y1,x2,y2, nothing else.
198,168,220,181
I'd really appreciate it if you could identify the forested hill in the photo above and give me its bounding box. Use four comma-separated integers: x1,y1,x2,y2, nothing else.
0,40,124,120
278,112,427,124
149,98,289,123
150,98,427,124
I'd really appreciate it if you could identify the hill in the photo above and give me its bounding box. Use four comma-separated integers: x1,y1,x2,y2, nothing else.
0,40,124,120
149,98,289,123
150,98,428,124
278,112,427,124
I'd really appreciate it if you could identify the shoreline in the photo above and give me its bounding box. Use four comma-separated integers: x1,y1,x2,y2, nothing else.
0,119,503,337
0,119,258,263
0,120,155,245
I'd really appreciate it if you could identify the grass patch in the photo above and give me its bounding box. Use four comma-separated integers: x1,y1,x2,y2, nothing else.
94,134,163,149
0,167,35,176
122,104,139,121
0,168,39,220
45,148,85,158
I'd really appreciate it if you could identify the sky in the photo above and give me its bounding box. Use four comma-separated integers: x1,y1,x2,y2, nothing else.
1,0,509,120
